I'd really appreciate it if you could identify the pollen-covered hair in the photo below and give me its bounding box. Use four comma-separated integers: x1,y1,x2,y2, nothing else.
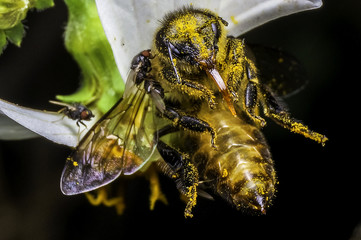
154,6,227,65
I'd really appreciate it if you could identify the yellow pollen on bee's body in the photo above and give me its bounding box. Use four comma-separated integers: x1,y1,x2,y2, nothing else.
270,113,328,146
222,168,228,178
172,14,211,59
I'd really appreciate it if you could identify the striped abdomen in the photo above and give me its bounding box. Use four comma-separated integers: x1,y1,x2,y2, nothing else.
192,109,276,213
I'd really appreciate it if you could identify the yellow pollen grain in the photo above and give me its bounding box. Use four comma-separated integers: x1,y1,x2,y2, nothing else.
222,168,228,178
230,16,238,25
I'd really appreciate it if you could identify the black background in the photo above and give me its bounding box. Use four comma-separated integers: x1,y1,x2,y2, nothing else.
0,1,359,239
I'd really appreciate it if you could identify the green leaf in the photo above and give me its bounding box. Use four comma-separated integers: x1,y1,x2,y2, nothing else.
0,0,29,29
59,0,124,114
32,0,54,10
4,22,24,46
0,30,6,53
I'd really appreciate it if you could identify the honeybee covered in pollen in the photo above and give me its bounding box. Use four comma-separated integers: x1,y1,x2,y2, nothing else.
60,6,327,217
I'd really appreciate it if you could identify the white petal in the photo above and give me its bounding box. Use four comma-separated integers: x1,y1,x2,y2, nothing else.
0,99,97,147
0,115,39,140
96,0,322,82
221,0,323,36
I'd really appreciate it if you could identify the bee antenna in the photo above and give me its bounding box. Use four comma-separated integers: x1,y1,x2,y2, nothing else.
166,40,182,84
218,16,228,26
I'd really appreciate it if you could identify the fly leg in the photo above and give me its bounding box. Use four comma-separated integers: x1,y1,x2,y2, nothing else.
155,125,199,218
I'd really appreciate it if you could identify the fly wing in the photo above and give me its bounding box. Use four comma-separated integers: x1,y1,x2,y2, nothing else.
61,73,161,195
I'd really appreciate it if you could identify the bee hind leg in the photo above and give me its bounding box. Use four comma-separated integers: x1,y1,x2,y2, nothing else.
156,131,199,218
260,85,328,145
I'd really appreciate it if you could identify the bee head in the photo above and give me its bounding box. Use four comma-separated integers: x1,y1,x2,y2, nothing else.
155,7,228,71
154,7,237,115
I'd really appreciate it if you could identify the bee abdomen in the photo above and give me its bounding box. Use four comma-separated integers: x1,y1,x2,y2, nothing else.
193,114,276,213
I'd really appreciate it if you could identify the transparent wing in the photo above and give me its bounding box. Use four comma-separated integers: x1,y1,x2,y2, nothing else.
61,72,160,195
246,43,308,97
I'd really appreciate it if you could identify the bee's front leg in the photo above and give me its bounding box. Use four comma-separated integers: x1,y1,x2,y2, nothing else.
160,67,217,109
156,135,199,218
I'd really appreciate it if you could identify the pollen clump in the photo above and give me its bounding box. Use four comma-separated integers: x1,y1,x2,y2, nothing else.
169,13,212,60
183,161,199,218
270,113,328,146
222,168,228,178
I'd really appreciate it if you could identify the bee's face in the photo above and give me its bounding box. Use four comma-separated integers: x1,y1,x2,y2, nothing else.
155,8,227,69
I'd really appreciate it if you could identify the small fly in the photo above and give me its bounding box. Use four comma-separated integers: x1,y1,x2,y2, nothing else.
49,100,94,128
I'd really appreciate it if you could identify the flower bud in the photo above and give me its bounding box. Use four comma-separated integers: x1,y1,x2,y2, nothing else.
0,0,29,29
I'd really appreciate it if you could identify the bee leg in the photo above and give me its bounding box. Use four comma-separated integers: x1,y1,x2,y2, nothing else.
180,80,217,109
225,37,244,102
260,85,328,145
156,139,199,218
163,106,217,148
245,81,266,127
225,38,265,125
239,59,266,126
161,67,216,109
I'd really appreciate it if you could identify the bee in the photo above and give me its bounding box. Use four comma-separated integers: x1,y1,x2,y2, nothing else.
49,100,95,128
60,6,327,217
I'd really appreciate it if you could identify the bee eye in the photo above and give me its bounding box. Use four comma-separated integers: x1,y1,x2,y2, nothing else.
167,40,199,63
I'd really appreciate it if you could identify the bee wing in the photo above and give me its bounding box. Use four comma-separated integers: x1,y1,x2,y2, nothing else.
61,73,161,195
246,43,308,97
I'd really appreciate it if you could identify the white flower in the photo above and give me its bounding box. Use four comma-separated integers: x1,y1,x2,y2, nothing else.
0,0,322,147
96,0,322,82
0,99,98,147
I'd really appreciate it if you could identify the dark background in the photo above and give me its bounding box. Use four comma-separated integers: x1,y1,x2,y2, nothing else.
0,0,359,239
